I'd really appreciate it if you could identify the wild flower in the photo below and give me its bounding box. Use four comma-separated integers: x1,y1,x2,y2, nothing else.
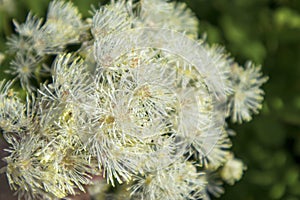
137,0,199,38
0,80,28,134
220,153,246,185
200,170,225,200
229,62,268,123
0,0,267,199
5,0,85,91
91,0,133,38
13,13,43,38
6,53,41,91
42,0,85,50
130,160,205,200
39,54,92,103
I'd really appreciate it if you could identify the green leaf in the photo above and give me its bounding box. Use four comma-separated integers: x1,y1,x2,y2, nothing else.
270,183,285,199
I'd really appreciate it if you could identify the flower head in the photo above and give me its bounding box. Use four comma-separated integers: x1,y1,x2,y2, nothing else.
220,154,246,185
229,62,268,123
0,0,267,199
131,160,205,200
0,80,26,133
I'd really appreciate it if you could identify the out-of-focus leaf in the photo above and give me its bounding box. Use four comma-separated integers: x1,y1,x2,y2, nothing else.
289,182,300,196
293,97,300,110
271,97,284,110
242,40,266,63
285,168,299,186
22,0,50,17
220,15,247,45
254,117,285,147
270,183,285,199
248,170,276,186
198,22,223,43
275,7,300,29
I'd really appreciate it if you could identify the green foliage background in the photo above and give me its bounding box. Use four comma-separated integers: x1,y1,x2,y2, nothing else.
187,1,300,199
0,0,300,200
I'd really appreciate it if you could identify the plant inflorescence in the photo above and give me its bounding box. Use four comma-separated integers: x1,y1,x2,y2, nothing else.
0,0,267,199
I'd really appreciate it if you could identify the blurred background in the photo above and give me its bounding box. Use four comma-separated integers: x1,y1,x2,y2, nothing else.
0,0,300,199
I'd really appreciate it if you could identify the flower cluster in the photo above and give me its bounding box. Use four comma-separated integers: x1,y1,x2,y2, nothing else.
0,0,267,200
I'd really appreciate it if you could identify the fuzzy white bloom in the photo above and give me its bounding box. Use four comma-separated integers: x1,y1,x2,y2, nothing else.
9,13,46,55
0,80,26,133
91,0,133,38
4,132,93,199
6,1,86,91
193,129,232,168
94,28,229,100
6,34,31,54
2,81,94,199
229,62,268,123
80,73,183,186
0,0,267,199
43,0,84,46
39,53,92,103
220,154,246,185
200,170,225,200
7,53,40,91
13,13,43,37
131,160,205,200
4,135,53,200
204,44,234,96
137,0,199,38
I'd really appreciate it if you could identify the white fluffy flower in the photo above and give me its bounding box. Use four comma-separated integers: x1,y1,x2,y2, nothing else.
0,0,267,199
45,0,84,42
137,0,199,38
220,154,246,185
13,13,43,37
131,160,205,200
91,0,133,38
7,53,40,91
229,62,268,123
0,80,26,133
